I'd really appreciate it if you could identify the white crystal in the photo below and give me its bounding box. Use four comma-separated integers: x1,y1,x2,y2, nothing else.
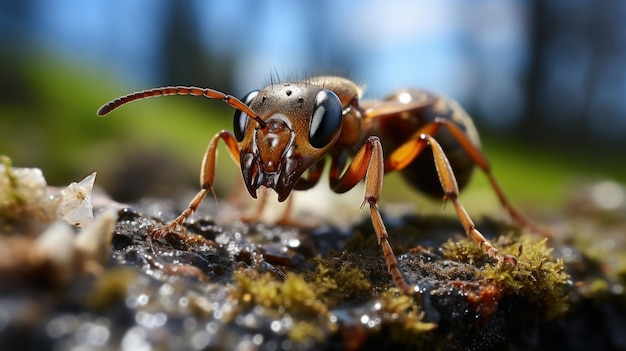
57,172,97,227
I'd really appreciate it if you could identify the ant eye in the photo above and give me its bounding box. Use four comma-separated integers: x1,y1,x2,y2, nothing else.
233,90,259,142
309,90,343,148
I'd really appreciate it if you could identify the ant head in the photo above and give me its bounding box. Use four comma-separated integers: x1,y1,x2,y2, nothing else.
234,82,344,201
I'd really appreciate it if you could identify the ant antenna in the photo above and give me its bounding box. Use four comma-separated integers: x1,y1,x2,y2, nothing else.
97,86,266,127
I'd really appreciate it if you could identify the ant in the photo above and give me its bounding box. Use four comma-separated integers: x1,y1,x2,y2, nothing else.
98,76,546,294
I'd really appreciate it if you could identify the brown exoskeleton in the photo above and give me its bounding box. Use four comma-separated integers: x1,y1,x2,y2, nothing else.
98,76,545,294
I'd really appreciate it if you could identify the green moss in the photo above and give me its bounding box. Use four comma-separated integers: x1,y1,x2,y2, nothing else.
227,258,437,346
231,269,328,316
0,155,27,221
379,288,437,344
482,236,568,319
85,267,139,313
440,234,487,264
229,262,372,316
288,320,329,344
442,235,568,319
228,269,335,343
587,278,609,296
442,234,569,320
308,262,372,304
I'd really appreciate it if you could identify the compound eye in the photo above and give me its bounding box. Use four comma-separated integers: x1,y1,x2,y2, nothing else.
233,90,259,142
309,90,343,148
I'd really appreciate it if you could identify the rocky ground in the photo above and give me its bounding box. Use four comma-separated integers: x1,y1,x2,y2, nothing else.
1,156,625,351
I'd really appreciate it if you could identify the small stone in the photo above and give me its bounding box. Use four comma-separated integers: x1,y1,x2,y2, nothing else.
34,220,77,283
75,208,117,264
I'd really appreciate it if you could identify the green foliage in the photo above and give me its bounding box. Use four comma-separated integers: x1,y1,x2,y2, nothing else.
0,54,234,190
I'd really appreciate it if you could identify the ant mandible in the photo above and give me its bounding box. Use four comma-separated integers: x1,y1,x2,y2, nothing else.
98,76,546,294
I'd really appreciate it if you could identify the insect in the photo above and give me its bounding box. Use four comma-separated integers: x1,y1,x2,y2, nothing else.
98,76,545,294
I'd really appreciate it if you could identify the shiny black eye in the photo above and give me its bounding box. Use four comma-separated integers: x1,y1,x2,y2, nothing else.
233,90,259,142
309,90,343,148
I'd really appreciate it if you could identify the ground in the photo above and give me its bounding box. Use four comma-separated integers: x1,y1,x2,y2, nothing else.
1,160,625,351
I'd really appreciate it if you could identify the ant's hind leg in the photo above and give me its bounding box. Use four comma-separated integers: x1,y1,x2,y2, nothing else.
423,134,517,266
436,119,550,237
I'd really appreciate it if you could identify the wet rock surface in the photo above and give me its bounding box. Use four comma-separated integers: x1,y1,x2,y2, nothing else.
1,161,625,350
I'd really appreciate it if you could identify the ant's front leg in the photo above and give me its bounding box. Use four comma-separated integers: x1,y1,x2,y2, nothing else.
330,136,412,295
151,130,241,237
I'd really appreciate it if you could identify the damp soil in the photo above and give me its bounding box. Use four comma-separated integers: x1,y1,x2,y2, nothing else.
1,183,625,351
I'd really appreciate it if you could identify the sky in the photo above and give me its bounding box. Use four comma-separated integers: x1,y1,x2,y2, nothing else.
8,1,528,103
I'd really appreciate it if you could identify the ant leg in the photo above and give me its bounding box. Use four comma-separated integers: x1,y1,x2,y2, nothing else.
434,119,550,237
240,189,268,222
152,130,241,237
385,118,548,237
275,195,294,225
330,136,411,294
421,134,517,266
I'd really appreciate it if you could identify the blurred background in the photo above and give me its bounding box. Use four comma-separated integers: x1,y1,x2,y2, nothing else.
1,0,625,214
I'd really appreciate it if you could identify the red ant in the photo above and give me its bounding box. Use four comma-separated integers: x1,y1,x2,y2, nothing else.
98,76,546,294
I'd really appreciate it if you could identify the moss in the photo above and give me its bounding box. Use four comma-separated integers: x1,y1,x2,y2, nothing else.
229,262,372,316
587,278,609,296
308,262,372,304
483,236,568,319
227,260,437,346
440,234,487,264
343,230,379,255
231,269,328,316
1,156,18,189
288,320,328,344
379,288,437,341
228,269,336,343
85,267,138,312
442,234,569,320
0,155,27,221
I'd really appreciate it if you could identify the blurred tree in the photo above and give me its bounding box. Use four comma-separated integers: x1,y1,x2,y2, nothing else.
158,1,236,93
525,0,626,147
